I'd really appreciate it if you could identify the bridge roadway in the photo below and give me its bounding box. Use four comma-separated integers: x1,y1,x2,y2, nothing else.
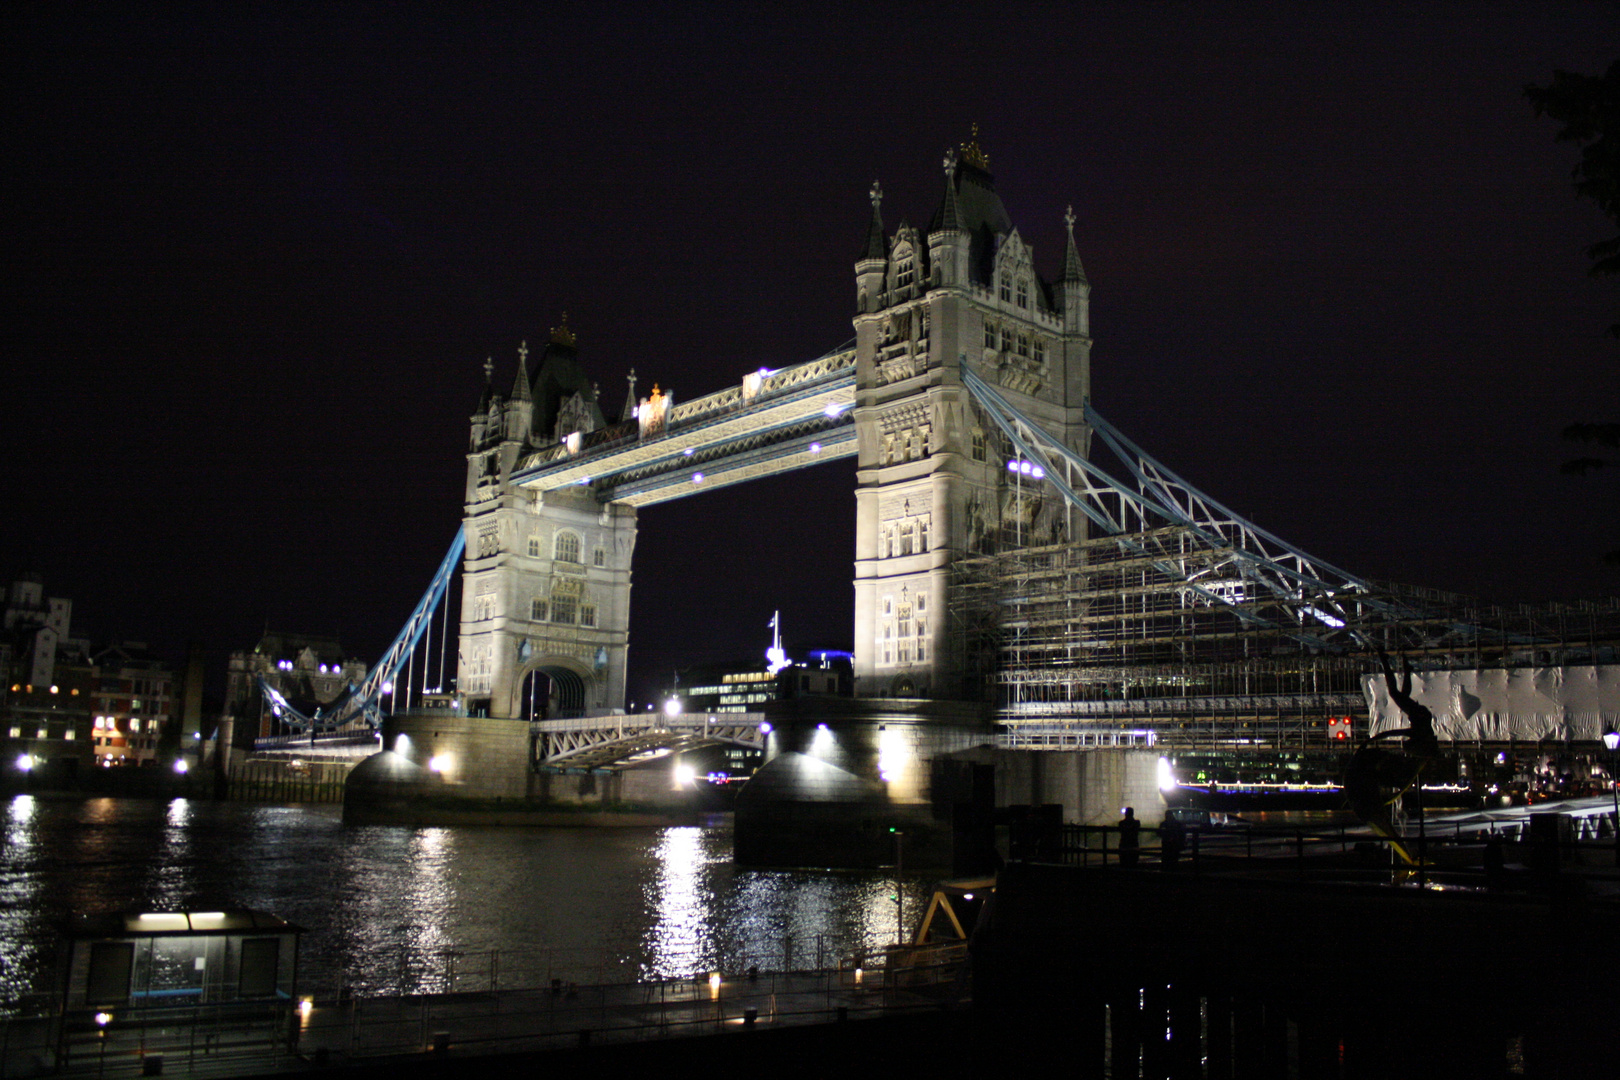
510,346,856,506
532,712,767,770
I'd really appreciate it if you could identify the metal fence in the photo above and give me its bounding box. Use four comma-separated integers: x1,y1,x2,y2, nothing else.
2,945,966,1079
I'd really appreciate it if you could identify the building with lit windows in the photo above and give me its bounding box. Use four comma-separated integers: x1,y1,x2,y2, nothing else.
2,574,95,777
90,642,175,766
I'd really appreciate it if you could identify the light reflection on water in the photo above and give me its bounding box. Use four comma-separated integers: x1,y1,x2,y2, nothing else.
0,798,932,1010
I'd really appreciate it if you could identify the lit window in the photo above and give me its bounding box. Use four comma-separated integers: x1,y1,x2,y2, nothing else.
554,532,581,563
8,727,19,739
64,729,75,740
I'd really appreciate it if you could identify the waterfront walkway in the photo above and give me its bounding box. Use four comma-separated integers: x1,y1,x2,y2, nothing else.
6,952,966,1079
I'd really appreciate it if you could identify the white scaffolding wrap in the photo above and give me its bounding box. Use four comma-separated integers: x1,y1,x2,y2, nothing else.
1363,666,1620,743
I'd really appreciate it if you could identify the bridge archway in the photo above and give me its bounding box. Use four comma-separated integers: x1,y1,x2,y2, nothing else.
515,661,590,721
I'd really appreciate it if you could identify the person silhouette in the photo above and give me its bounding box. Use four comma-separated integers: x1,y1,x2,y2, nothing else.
1118,806,1141,867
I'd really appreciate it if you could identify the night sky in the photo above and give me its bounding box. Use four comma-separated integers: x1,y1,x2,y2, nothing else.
6,4,1616,703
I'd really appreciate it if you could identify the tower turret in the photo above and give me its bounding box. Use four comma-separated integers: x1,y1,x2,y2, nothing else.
855,181,887,314
928,150,970,289
504,341,534,446
1059,206,1091,338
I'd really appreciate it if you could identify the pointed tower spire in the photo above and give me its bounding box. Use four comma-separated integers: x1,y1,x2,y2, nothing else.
1060,205,1088,285
862,181,885,260
476,356,494,412
936,149,962,233
510,340,532,401
620,368,638,423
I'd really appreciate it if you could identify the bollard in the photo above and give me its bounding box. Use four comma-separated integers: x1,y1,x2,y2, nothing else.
142,1054,164,1076
836,1005,848,1022
577,1029,591,1047
744,1006,758,1027
432,1031,449,1054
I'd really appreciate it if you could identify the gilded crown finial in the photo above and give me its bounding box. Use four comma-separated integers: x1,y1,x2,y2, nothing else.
550,311,576,348
960,123,989,170
869,180,882,211
483,356,494,382
1064,205,1076,232
944,147,958,176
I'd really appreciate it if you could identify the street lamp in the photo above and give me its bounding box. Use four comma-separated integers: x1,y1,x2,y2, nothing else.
1603,727,1619,868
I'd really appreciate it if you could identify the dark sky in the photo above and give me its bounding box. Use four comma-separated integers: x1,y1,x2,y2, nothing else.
5,3,1617,703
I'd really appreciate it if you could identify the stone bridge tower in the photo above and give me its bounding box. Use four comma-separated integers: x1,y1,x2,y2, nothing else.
458,323,638,719
852,137,1093,698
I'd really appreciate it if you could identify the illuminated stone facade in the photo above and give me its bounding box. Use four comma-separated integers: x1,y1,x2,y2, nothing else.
459,329,636,719
851,142,1092,698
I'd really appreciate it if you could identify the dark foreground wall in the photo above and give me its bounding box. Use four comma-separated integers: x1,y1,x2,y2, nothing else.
975,863,1620,1078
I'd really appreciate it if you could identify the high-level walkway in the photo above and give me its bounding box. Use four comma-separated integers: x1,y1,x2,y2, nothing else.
512,346,856,506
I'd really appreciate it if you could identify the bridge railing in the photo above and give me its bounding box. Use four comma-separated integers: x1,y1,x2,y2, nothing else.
1011,810,1620,888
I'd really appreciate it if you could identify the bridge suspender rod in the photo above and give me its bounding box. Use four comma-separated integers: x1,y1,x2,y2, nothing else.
346,529,467,723
265,529,467,733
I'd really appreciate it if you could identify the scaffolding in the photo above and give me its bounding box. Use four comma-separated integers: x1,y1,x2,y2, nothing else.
949,528,1620,754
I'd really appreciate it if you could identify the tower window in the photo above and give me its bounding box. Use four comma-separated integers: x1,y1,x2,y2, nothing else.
528,537,541,558
580,604,597,628
531,598,547,621
554,532,581,563
551,593,577,625
984,320,996,349
999,277,1011,302
593,547,606,567
1016,280,1029,309
1034,337,1046,363
971,429,987,461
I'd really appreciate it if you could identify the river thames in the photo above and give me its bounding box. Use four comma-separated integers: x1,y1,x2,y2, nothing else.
0,795,933,1014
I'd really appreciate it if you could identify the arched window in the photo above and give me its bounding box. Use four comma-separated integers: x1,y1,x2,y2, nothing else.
554,532,581,563
896,257,915,292
1016,279,1029,309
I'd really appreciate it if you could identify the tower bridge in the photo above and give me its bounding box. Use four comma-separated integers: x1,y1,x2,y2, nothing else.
340,137,1618,864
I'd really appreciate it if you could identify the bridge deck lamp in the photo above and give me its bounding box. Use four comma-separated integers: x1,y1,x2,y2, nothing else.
1604,727,1619,867
663,697,682,719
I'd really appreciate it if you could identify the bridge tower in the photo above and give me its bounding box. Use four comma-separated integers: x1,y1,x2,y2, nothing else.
852,136,1093,698
458,323,638,720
